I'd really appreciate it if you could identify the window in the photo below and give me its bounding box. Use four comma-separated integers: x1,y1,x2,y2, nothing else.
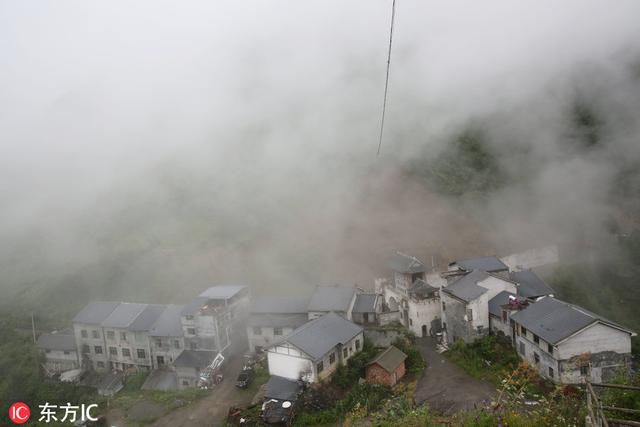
274,328,283,336
343,348,348,358
182,380,189,386
317,361,324,373
533,334,540,344
92,330,99,339
63,351,70,355
520,326,527,336
187,328,196,335
190,342,197,350
534,353,540,364
97,361,105,368
409,319,413,326
157,356,165,365
466,308,473,321
548,367,554,378
120,332,127,341
502,310,508,322
137,349,146,359
547,343,553,354
186,315,194,321
363,313,369,323
355,339,361,351
107,331,115,340
122,348,131,357
109,347,118,356
81,330,88,338
329,352,336,364
94,346,103,354
580,365,590,376
82,344,90,353
173,340,180,349
253,327,262,336
519,342,525,356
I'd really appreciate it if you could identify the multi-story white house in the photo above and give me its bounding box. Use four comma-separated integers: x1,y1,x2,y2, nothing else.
101,303,166,371
510,297,636,384
148,304,185,369
266,313,364,383
441,270,517,344
180,285,250,353
73,301,120,372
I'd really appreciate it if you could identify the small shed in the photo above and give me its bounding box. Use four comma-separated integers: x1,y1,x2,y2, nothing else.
366,345,407,387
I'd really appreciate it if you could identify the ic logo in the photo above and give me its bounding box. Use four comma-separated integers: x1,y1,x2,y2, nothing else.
8,402,30,424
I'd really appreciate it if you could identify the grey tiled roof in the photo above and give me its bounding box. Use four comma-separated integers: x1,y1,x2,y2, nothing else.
37,332,77,352
199,285,247,299
149,304,185,337
250,295,310,314
101,303,147,329
389,252,425,274
488,290,516,318
174,350,216,369
455,256,509,273
72,302,120,325
410,279,439,298
307,286,355,313
510,297,634,344
368,345,407,373
129,304,167,332
510,270,554,298
352,294,378,314
282,312,363,361
265,376,302,401
248,313,309,329
442,270,490,302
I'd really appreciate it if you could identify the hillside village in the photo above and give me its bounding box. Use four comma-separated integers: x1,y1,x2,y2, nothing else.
36,248,637,424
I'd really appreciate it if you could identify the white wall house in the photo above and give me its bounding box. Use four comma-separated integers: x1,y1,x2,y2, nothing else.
246,295,310,352
266,313,364,383
181,286,250,353
511,297,635,384
441,270,517,344
37,332,79,375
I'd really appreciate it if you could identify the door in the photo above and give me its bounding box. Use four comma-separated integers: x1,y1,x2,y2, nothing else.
421,325,427,337
157,356,165,366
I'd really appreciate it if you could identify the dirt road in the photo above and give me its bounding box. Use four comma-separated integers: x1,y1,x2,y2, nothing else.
148,356,256,427
414,337,495,414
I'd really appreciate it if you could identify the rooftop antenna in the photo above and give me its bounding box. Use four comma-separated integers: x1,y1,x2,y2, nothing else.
377,0,397,156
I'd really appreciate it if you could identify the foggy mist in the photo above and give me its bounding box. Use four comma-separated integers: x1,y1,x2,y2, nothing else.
1,1,640,316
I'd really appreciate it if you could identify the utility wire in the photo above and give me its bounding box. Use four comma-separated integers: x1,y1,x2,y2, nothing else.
377,0,397,156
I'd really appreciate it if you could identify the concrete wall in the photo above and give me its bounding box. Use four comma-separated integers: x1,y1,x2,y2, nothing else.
150,336,184,369
364,328,403,348
176,366,199,389
557,323,631,359
42,350,79,374
378,311,402,326
73,323,108,372
247,325,296,352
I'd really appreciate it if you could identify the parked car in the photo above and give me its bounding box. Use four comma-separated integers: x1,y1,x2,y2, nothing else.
235,368,255,389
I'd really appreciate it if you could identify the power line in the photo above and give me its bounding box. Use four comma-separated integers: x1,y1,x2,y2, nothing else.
377,0,397,156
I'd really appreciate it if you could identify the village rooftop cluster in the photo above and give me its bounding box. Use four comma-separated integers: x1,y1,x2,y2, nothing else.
37,248,635,401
